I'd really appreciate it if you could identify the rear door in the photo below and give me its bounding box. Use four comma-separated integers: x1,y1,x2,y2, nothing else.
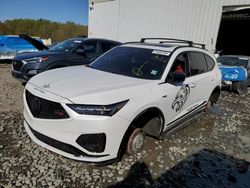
186,51,216,106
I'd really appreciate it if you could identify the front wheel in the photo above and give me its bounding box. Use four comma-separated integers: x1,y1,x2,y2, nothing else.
232,81,247,94
127,128,145,154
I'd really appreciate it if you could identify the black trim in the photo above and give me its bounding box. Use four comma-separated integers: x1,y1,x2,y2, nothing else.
168,101,206,126
26,121,108,158
76,133,106,153
140,38,206,49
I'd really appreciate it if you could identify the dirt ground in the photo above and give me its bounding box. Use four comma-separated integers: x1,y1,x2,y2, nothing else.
0,64,250,187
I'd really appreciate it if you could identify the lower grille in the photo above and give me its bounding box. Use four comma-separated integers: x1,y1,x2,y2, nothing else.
12,60,23,71
28,124,90,157
76,134,106,153
25,90,69,119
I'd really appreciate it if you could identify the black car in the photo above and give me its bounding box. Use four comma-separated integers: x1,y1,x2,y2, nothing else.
12,35,121,82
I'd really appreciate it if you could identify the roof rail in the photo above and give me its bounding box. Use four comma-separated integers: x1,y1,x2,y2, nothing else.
193,42,206,49
140,37,206,49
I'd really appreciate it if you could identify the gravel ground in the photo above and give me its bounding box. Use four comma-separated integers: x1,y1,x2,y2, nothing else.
0,64,250,187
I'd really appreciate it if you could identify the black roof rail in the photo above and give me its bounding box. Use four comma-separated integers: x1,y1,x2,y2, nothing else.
140,37,206,49
140,37,193,46
193,42,206,49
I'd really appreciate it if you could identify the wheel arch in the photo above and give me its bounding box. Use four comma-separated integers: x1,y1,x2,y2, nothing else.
116,107,165,161
210,85,221,103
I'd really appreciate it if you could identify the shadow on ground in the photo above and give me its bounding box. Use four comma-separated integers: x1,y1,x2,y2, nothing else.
109,149,250,188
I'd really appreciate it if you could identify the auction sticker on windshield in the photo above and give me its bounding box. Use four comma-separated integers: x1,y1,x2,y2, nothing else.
152,50,170,56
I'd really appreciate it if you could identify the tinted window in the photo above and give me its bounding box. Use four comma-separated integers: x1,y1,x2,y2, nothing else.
101,42,115,53
204,55,215,71
90,47,170,80
189,52,207,76
50,39,82,52
170,53,189,75
75,41,98,57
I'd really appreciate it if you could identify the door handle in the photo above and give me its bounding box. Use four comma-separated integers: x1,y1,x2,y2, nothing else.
189,83,197,88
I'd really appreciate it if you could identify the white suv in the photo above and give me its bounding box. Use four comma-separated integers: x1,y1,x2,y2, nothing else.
23,38,221,164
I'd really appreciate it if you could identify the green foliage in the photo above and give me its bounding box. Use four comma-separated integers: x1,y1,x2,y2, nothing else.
0,19,88,42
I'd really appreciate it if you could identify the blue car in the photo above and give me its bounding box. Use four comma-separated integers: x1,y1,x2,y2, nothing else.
217,55,250,94
0,35,42,60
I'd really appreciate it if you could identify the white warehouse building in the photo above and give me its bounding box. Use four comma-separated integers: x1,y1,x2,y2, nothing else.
88,0,250,55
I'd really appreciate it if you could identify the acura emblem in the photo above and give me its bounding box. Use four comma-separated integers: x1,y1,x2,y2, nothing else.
42,84,50,88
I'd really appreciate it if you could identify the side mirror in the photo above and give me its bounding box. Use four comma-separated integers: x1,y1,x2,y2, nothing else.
169,72,186,83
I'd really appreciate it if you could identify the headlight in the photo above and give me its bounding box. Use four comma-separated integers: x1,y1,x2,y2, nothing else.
225,74,238,79
25,56,49,63
66,100,129,116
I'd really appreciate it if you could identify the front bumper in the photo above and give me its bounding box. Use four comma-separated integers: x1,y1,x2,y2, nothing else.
12,70,34,82
23,89,130,163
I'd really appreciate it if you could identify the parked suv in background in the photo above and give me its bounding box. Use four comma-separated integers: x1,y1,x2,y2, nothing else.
23,38,221,164
12,34,121,82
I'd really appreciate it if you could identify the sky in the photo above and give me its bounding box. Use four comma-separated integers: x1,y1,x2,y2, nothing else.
0,0,89,25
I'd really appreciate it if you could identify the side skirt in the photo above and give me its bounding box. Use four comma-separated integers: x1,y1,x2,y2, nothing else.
159,101,207,140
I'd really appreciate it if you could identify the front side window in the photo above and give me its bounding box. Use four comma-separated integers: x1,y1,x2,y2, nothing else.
189,52,207,76
49,39,82,52
89,46,170,80
169,53,189,75
78,41,98,57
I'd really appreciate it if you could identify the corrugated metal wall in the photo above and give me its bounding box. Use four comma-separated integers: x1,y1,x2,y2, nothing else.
88,0,250,52
89,0,119,40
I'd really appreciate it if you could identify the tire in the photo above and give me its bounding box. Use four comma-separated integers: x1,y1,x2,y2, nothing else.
126,128,145,154
232,81,247,94
206,89,220,111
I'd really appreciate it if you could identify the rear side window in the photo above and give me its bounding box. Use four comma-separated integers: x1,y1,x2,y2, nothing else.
101,42,116,53
188,52,208,76
204,55,215,71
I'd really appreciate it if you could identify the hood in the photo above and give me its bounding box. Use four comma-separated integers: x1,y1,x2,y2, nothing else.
19,34,48,51
28,66,156,104
13,50,65,60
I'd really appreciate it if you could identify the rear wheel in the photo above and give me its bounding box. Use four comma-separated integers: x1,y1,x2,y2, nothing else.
206,89,220,111
232,81,247,94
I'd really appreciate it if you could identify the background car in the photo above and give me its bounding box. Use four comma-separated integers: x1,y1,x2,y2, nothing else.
12,34,121,82
217,55,249,94
0,35,42,60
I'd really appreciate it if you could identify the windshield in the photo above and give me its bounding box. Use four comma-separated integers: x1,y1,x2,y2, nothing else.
49,39,82,52
89,46,170,80
217,56,248,68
